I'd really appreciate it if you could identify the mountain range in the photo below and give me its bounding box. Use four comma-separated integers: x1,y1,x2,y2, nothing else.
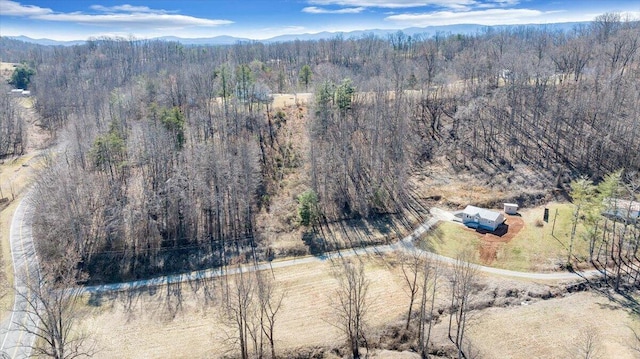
7,22,585,46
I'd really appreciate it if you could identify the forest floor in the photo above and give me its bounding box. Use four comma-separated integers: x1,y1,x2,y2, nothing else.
258,92,425,260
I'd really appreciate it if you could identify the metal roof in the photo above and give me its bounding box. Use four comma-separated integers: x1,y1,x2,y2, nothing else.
462,205,503,222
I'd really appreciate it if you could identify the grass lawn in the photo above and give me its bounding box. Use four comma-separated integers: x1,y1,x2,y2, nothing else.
421,202,590,272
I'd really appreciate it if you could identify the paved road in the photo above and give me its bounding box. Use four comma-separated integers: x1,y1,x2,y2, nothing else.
1,193,40,359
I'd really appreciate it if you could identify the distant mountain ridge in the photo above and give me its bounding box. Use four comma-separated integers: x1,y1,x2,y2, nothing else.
7,22,586,46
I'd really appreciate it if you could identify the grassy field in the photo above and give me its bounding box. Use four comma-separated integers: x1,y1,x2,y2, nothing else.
83,254,411,358
468,291,640,359
422,202,588,272
77,252,640,358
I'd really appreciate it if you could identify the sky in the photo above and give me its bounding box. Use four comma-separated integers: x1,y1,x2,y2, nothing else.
0,0,639,41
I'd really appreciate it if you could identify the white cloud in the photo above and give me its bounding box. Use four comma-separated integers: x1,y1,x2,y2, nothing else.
0,0,52,16
308,0,477,9
33,13,232,27
89,4,169,14
302,6,366,14
385,8,592,26
1,1,232,28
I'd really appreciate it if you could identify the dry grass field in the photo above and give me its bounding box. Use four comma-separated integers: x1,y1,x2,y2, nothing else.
0,62,18,79
468,291,640,359
83,254,411,358
79,253,640,358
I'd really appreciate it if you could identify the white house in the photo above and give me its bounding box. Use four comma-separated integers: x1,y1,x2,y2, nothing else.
461,205,505,231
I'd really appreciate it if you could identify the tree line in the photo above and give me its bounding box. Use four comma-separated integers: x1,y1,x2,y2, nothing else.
570,170,640,292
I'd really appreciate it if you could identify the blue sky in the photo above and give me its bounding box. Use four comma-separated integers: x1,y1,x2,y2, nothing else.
1,0,639,41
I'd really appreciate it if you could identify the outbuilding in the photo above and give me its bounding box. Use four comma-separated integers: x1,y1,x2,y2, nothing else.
461,205,505,231
504,203,518,215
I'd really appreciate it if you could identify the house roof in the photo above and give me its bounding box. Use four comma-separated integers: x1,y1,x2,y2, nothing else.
462,205,503,221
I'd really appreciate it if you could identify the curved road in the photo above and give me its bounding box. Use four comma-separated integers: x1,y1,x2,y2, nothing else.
1,197,602,358
81,208,601,294
1,193,40,359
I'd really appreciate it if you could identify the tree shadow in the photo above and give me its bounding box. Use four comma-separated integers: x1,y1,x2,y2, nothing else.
163,277,184,320
587,277,640,316
302,230,329,256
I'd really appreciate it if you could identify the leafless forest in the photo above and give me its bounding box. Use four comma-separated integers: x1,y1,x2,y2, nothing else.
1,15,639,283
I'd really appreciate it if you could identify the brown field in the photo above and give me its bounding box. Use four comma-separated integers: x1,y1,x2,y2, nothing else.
0,62,18,79
80,253,640,358
475,215,524,264
84,254,410,358
468,291,640,359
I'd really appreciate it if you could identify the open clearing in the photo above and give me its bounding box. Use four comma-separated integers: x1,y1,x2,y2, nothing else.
423,202,587,272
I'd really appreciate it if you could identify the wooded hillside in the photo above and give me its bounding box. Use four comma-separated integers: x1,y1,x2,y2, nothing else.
2,15,638,282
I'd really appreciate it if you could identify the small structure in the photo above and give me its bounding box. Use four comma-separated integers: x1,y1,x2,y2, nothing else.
504,203,518,215
603,199,640,224
461,205,505,231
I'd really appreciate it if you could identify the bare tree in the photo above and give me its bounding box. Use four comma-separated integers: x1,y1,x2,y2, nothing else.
223,268,256,359
400,251,424,330
331,260,370,359
257,272,285,359
222,269,284,359
14,251,95,359
417,253,439,359
448,251,479,359
569,325,602,359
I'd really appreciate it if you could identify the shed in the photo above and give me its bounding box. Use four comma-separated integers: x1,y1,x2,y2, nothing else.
504,203,518,215
461,205,505,231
